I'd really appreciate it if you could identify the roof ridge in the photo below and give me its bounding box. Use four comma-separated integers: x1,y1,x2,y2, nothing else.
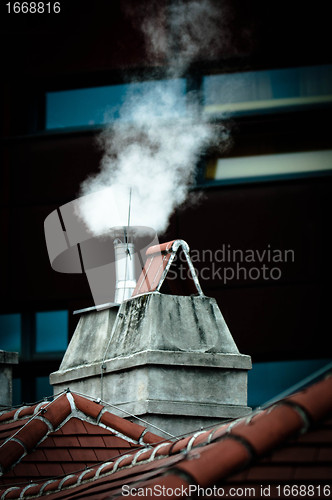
1,376,331,498
0,391,165,489
0,393,72,476
69,393,165,445
107,375,332,498
0,401,49,425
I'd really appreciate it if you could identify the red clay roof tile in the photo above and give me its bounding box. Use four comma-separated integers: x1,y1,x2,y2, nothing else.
207,422,233,441
293,465,332,481
94,448,119,461
0,440,26,471
317,447,332,460
77,435,105,447
36,463,64,476
10,462,40,477
0,390,149,495
177,438,251,487
154,442,173,457
141,431,165,444
16,419,49,451
132,448,154,463
133,252,169,295
71,394,103,420
42,447,72,462
16,403,47,420
59,474,79,488
270,444,318,462
101,435,133,448
133,239,203,297
0,420,26,442
168,436,191,454
42,394,71,429
146,241,177,255
68,447,97,461
3,487,21,499
287,375,332,422
0,410,17,424
99,411,145,442
21,448,47,462
246,464,295,481
230,404,305,455
42,479,62,494
58,416,86,434
1,376,331,499
295,427,332,443
20,483,42,497
51,435,80,447
61,462,88,475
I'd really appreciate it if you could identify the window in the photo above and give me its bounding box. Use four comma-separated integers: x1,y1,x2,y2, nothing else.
204,150,332,185
0,314,21,353
203,64,332,117
46,78,187,130
248,358,332,408
36,310,68,353
0,311,68,406
45,65,332,130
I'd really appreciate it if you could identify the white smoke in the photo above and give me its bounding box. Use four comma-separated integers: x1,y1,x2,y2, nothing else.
138,0,232,75
77,0,231,236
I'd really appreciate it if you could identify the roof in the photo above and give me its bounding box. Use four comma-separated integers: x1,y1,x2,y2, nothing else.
0,392,163,498
0,375,331,499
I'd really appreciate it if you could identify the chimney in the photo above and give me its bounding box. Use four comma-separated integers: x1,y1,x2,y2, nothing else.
50,238,251,438
0,350,19,409
111,227,137,303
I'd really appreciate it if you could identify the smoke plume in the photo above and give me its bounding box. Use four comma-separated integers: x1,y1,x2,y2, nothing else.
78,0,231,236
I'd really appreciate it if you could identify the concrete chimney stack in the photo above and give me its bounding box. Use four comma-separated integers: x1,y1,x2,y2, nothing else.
50,240,251,437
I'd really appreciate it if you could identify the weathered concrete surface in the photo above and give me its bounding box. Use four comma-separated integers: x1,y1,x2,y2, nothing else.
0,350,19,408
59,307,118,370
108,294,239,356
51,350,251,384
51,292,252,436
52,350,251,436
52,350,251,405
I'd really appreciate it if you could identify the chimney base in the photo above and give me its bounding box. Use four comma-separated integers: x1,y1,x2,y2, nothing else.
51,348,251,438
51,293,251,437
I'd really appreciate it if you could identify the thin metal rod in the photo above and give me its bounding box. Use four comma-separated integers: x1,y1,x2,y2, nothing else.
73,389,175,438
98,398,176,439
125,187,132,262
127,187,132,229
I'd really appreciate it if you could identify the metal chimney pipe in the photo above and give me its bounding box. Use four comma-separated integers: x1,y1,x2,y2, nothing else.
113,237,136,303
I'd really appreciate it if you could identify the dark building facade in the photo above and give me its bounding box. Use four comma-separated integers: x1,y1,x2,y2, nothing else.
1,0,331,404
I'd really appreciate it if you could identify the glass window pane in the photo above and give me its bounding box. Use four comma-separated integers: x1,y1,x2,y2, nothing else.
203,65,332,117
248,358,332,408
36,376,53,400
205,150,332,185
0,314,21,353
46,79,187,130
35,310,68,353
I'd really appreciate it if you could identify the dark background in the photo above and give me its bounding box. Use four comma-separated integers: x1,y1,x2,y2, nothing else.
1,0,331,396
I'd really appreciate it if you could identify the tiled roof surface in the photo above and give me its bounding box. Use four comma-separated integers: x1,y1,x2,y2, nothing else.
0,375,331,499
0,392,163,498
224,417,332,497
